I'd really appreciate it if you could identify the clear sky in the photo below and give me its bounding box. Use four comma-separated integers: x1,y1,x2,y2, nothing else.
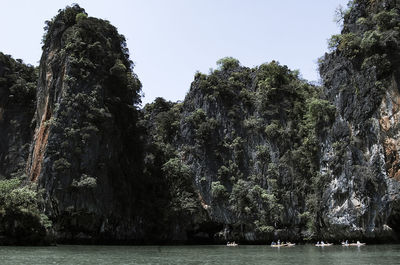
0,0,349,105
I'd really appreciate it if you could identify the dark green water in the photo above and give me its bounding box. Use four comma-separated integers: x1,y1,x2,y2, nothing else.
1,244,399,265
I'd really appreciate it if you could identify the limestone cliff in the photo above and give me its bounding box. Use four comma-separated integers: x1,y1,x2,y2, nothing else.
3,0,400,244
143,59,335,242
0,53,36,179
25,5,149,243
317,0,400,241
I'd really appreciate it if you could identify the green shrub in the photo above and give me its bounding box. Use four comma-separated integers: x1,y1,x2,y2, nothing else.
211,181,228,199
243,116,262,130
217,160,242,182
254,222,274,233
110,59,127,77
305,98,335,127
53,158,71,171
264,121,280,139
162,158,191,183
216,57,240,71
162,158,199,213
186,108,206,124
217,165,230,181
356,17,369,26
255,145,271,163
328,32,362,57
328,34,342,51
75,12,88,23
72,174,97,188
196,118,217,143
373,10,398,31
361,54,391,76
360,30,380,50
338,33,362,58
257,61,292,88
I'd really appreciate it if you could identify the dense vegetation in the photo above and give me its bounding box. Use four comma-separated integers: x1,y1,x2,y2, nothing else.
325,0,400,121
0,53,37,178
141,99,210,241
0,53,45,244
0,177,51,244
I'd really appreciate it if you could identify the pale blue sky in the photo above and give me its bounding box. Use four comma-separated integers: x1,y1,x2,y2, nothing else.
0,0,349,105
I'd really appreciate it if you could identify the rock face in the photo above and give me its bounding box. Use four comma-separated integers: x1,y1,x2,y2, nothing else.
0,53,36,179
180,62,322,241
317,0,400,241
25,5,149,242
143,59,336,242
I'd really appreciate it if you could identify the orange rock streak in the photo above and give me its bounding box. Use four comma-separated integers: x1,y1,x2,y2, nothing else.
29,97,51,181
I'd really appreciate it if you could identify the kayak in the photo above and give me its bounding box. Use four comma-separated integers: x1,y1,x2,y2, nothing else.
315,243,333,246
342,243,366,246
271,244,287,247
351,243,365,246
271,243,295,247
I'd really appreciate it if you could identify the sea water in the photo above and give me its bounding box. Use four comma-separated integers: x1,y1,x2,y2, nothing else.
1,244,399,265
